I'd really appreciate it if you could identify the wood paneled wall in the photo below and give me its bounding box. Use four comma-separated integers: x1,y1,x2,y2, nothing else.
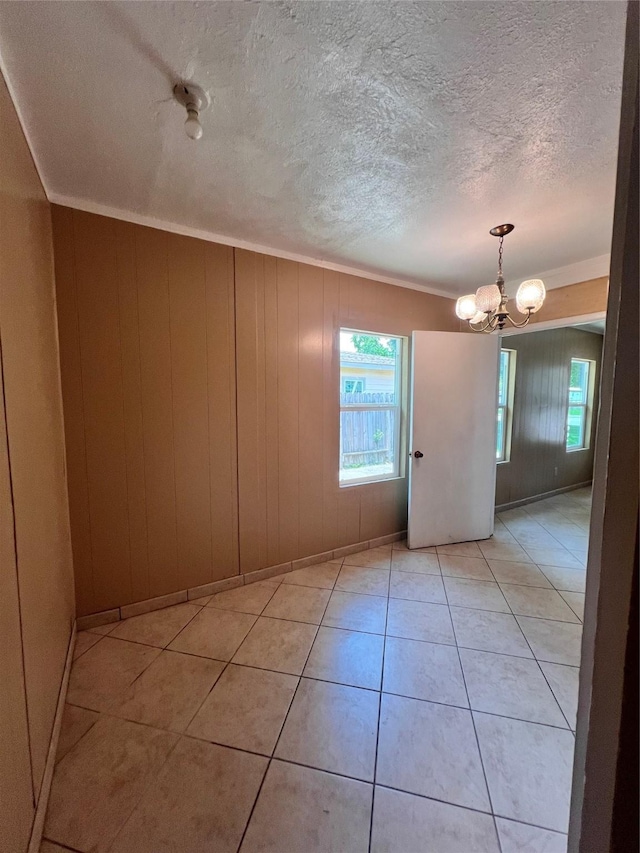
495,326,603,507
525,277,608,326
53,208,239,617
0,72,75,852
52,208,457,615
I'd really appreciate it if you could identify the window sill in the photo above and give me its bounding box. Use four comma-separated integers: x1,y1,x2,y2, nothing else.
339,474,405,489
566,447,590,453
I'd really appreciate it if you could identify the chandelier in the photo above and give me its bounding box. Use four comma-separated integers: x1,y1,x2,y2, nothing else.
455,224,546,332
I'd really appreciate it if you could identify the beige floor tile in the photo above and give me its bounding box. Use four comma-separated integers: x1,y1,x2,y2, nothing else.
371,786,500,853
281,560,341,589
500,584,579,623
110,737,267,853
232,616,318,675
438,554,494,581
559,591,585,621
377,694,490,811
539,662,579,729
488,560,552,588
383,636,468,706
56,704,100,763
436,540,483,558
67,637,161,712
86,621,118,636
335,564,390,596
444,577,511,613
386,598,455,645
208,581,279,615
524,548,584,569
451,607,533,657
187,664,298,754
540,565,586,593
275,678,379,781
304,626,384,690
74,630,102,660
496,818,567,853
109,603,202,648
390,550,441,575
459,648,567,727
474,712,575,832
45,716,177,853
393,539,436,553
111,650,224,732
517,617,582,666
240,760,372,853
168,607,257,661
262,583,331,624
344,546,392,570
389,570,446,604
322,590,387,634
479,539,532,562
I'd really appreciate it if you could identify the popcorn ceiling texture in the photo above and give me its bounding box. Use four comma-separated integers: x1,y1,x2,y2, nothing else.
0,1,626,292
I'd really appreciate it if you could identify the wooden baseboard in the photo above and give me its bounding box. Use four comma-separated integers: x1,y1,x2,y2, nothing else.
495,481,592,513
76,530,408,629
27,623,76,853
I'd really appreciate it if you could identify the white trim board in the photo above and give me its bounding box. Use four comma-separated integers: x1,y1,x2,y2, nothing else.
499,312,607,337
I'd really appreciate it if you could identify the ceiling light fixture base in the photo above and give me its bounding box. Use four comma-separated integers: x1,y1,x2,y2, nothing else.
489,223,515,237
173,81,210,140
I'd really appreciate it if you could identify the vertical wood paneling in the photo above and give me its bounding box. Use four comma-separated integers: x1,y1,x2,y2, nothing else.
263,256,281,567
276,259,300,561
235,250,268,571
298,266,325,558
205,243,238,579
74,212,132,608
168,234,212,589
135,226,179,598
114,220,149,603
52,205,94,614
55,211,459,609
496,327,603,506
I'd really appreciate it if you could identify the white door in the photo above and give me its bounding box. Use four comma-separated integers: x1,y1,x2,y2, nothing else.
407,331,499,549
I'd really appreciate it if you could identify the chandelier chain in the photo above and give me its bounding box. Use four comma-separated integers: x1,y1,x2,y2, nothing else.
497,236,504,279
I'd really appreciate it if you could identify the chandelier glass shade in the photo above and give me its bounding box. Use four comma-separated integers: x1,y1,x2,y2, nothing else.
455,225,546,332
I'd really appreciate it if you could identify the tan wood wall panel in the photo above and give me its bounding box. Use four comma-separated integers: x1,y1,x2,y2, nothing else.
168,234,212,589
205,243,239,579
527,277,609,325
0,344,34,853
1,69,75,834
53,209,240,615
114,220,150,603
54,211,457,612
496,327,603,506
234,249,458,570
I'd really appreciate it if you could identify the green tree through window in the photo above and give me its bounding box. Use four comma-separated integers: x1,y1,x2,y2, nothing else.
351,334,397,358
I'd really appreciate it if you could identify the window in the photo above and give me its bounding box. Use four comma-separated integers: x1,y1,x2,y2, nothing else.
343,378,365,394
339,330,403,485
566,358,594,450
496,349,516,462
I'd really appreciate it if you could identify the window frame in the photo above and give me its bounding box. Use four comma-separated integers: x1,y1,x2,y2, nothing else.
566,357,596,452
339,328,405,488
496,348,516,464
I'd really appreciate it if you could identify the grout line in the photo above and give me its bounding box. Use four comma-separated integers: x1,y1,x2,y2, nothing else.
368,567,391,853
442,577,499,829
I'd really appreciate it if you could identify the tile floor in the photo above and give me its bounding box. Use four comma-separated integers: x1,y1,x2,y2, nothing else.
42,488,591,853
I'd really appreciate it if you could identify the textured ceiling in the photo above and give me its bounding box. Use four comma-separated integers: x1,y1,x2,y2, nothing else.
0,1,626,295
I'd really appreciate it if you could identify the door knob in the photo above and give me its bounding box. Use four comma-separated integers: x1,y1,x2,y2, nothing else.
414,451,424,458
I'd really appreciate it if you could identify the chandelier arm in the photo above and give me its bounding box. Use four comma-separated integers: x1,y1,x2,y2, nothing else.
468,315,494,332
506,310,533,329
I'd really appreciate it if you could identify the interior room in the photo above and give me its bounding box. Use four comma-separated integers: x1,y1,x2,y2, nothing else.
1,3,637,853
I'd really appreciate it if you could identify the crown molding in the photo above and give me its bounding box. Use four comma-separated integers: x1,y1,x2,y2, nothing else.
48,193,457,301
